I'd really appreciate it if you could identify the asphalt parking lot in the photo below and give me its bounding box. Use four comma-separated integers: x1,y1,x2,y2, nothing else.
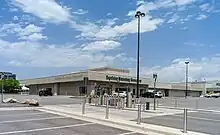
0,109,145,135
1,94,82,106
141,111,220,135
142,97,220,111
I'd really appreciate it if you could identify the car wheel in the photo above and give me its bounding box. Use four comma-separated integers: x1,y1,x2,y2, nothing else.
39,91,43,96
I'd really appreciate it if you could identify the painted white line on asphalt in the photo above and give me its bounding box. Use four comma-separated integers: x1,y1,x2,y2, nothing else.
0,122,94,135
174,114,220,122
0,112,47,117
118,131,136,135
0,116,66,124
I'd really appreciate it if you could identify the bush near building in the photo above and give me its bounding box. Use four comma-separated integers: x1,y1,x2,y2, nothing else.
0,79,20,93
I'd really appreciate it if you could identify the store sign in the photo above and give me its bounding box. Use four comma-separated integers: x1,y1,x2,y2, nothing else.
106,75,142,83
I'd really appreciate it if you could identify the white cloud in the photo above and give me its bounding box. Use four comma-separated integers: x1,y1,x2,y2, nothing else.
17,24,44,36
167,14,179,23
76,16,163,40
132,55,220,82
0,23,46,41
10,0,72,24
196,14,208,20
184,42,205,47
19,33,47,41
82,40,121,51
174,0,194,6
13,16,19,21
137,0,145,6
0,39,133,67
107,13,112,16
180,27,188,30
199,3,210,11
72,9,88,15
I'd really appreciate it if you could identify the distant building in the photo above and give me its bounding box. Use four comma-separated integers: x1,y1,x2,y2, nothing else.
0,72,16,79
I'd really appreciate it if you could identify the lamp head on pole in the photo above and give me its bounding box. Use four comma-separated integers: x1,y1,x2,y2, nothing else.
153,73,157,81
135,11,145,18
185,61,189,65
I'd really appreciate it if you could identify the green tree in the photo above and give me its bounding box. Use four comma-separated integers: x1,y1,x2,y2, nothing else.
0,79,20,93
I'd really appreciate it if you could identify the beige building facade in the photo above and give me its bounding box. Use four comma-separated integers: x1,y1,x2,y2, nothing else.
20,67,205,97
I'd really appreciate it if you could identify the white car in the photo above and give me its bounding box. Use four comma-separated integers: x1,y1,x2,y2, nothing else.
113,91,127,97
155,91,163,98
210,93,220,98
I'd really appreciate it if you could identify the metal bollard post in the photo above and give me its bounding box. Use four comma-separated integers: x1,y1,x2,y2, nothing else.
114,96,117,108
142,103,145,111
137,104,141,124
175,99,177,108
82,97,86,115
196,99,198,109
121,98,124,109
105,95,109,119
156,99,159,107
183,108,188,133
134,98,136,108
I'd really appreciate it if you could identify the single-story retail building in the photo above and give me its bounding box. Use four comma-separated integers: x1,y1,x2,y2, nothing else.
20,67,205,97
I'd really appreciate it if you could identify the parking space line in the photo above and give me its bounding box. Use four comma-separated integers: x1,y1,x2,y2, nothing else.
174,114,220,122
0,116,66,124
0,112,47,117
0,122,94,135
118,131,136,135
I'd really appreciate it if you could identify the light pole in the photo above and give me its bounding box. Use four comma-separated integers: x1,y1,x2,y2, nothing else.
153,73,157,110
185,61,189,98
1,72,4,103
135,11,145,99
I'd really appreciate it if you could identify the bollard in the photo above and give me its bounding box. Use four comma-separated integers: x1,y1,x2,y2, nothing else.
142,103,145,111
105,95,109,119
137,104,141,124
156,99,159,107
134,98,136,108
121,98,124,109
175,99,177,108
82,97,86,115
196,99,198,109
114,96,117,108
183,108,188,133
117,95,120,109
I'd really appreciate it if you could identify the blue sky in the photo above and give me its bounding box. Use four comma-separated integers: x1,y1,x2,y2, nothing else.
1,0,220,82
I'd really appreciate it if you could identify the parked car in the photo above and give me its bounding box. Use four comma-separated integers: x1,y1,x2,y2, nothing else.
39,88,53,96
113,91,127,97
141,92,154,98
155,91,163,98
141,91,163,98
210,93,220,98
204,94,211,98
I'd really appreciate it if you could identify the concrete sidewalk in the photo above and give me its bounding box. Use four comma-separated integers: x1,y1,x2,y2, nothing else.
37,104,209,135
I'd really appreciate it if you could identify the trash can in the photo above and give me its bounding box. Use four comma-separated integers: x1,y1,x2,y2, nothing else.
146,102,150,110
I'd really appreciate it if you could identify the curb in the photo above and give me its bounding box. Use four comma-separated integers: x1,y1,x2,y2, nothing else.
37,107,208,135
158,106,220,113
0,106,37,111
88,104,164,114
